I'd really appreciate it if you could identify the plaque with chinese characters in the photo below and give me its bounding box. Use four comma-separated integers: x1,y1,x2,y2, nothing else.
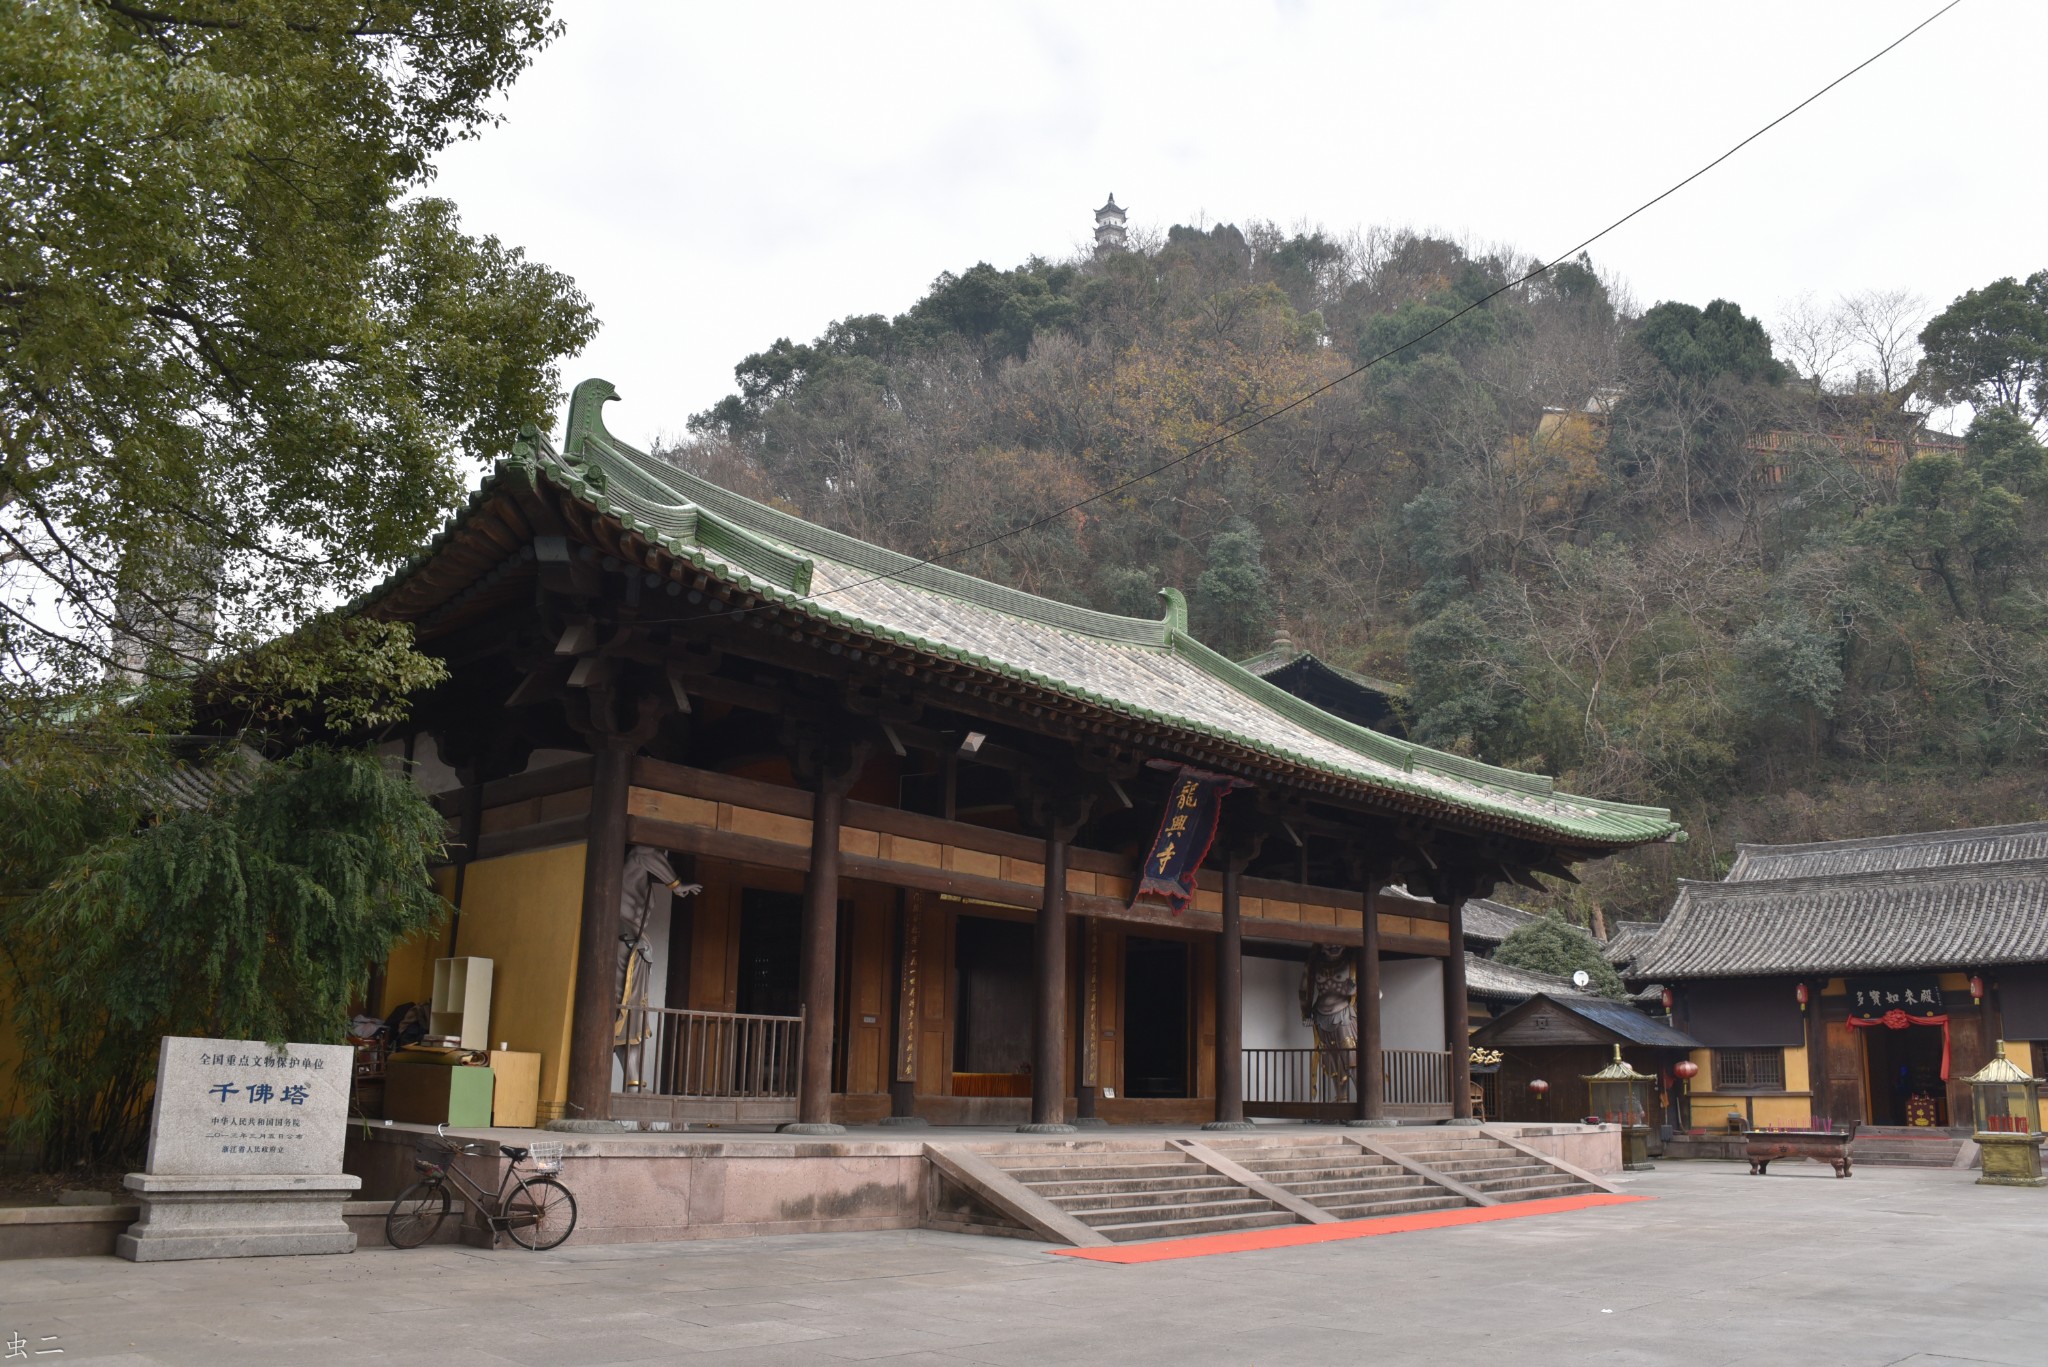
1847,977,1946,1020
143,1036,352,1177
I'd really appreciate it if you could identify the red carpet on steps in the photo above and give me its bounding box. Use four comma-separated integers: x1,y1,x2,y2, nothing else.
1051,1192,1650,1264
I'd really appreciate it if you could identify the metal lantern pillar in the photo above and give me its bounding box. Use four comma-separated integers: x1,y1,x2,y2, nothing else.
1584,1044,1656,1171
1966,1041,2047,1188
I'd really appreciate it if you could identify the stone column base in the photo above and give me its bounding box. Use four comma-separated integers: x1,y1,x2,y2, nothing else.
780,1122,848,1136
1201,1120,1257,1131
1016,1123,1077,1134
876,1115,929,1128
117,1172,360,1262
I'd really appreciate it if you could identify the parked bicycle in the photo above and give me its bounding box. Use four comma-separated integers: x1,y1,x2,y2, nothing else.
385,1124,578,1251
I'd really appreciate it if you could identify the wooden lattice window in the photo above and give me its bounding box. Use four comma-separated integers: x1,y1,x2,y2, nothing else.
1713,1048,1785,1092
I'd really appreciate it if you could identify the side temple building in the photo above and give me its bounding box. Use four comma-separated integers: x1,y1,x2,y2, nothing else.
363,379,1680,1133
1618,823,2048,1133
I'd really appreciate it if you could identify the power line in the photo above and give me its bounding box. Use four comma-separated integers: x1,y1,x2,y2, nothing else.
805,0,1962,606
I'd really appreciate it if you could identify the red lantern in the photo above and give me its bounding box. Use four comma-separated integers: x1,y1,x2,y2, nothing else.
1795,982,1810,1010
1673,1060,1699,1081
1527,1078,1550,1095
1970,974,1985,1005
1660,986,1675,1011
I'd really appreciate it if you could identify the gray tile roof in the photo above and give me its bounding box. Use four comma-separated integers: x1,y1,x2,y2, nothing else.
1726,821,2048,881
1473,992,1702,1049
1239,647,1408,699
1462,898,1547,947
1466,954,1590,1002
366,381,1682,851
1629,857,2048,980
1603,919,1660,968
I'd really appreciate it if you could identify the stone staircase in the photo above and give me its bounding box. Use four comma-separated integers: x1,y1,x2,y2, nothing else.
1201,1138,1468,1219
979,1146,1299,1243
1851,1126,1974,1169
925,1132,1613,1246
1371,1132,1605,1203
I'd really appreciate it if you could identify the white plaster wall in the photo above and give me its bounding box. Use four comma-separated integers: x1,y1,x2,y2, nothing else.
1381,958,1446,1051
1242,956,1317,1050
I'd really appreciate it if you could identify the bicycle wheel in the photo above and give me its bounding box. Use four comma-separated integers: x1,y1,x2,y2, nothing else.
385,1179,450,1249
503,1174,577,1251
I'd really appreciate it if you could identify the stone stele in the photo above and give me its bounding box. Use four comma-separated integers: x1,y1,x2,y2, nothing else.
118,1036,361,1262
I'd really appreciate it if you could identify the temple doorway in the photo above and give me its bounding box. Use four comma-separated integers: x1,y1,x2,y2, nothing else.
1863,1022,1950,1126
1122,936,1190,1098
736,889,802,1017
952,915,1034,1085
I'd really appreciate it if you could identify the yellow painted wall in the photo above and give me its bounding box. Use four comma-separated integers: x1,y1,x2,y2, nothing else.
1686,1046,1819,1129
446,845,586,1112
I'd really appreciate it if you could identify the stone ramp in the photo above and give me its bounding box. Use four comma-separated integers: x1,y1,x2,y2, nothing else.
923,1131,1611,1245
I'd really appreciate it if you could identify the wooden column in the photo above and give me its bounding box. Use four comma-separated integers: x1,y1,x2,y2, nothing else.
1207,860,1250,1129
883,895,922,1124
1443,891,1474,1121
1357,885,1385,1123
565,737,633,1124
1027,829,1075,1131
1806,976,1829,1127
794,773,849,1131
1074,917,1101,1124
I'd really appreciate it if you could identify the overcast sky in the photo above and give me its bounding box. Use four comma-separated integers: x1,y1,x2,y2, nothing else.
431,0,2042,449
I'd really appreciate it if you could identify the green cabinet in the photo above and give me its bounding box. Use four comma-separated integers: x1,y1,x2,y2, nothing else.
385,1060,496,1128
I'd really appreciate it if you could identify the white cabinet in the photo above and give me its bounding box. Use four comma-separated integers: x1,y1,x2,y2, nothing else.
430,956,494,1050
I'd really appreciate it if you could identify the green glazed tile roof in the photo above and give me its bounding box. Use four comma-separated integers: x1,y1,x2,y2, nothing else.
375,380,1681,851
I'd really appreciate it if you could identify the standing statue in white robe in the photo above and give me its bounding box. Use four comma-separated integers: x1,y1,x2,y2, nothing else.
614,845,701,1092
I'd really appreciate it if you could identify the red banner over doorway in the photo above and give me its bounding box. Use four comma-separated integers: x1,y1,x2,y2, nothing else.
1847,1007,1951,1081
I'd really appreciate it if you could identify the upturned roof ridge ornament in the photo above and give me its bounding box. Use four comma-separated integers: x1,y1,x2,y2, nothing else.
563,377,621,463
1156,585,1188,635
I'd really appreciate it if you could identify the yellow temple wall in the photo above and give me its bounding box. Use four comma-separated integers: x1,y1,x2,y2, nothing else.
447,844,586,1111
1684,1045,1818,1129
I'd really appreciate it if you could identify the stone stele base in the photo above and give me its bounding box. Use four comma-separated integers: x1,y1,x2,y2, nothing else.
117,1172,361,1262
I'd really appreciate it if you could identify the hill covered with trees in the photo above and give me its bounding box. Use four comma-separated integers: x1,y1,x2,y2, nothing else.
663,225,2048,925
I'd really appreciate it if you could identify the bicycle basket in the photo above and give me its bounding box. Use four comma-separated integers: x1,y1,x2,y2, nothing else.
527,1141,564,1173
411,1140,457,1174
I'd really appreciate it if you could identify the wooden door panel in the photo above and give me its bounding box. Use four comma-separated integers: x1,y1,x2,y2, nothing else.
1824,1020,1865,1124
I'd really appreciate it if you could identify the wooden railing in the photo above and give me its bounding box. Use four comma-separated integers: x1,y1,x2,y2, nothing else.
1242,1047,1453,1106
615,1005,804,1100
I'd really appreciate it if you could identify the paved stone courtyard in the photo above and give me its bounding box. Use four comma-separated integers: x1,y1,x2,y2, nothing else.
4,1160,2043,1366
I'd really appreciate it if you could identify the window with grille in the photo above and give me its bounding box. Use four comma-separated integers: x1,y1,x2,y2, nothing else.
1713,1048,1785,1092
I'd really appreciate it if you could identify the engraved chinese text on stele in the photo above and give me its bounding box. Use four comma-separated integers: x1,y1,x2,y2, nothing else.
144,1036,352,1177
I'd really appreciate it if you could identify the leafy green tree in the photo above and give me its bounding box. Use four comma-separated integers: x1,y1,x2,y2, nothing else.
1917,272,2048,417
1,746,447,1169
1192,525,1273,658
0,1,593,708
1635,299,1788,384
1864,410,2047,617
1404,599,1530,759
1493,915,1627,999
